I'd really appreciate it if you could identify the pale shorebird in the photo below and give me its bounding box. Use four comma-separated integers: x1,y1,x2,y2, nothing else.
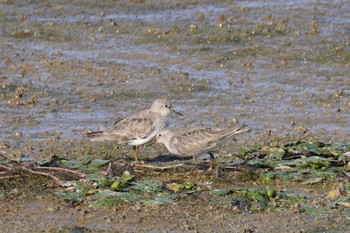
155,124,249,169
87,98,182,162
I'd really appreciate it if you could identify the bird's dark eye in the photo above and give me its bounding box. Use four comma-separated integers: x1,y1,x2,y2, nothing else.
165,104,169,108
158,134,162,137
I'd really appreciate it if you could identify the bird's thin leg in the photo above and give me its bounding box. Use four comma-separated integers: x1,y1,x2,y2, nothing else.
209,152,216,171
136,146,143,163
183,157,199,177
132,146,139,163
132,146,143,164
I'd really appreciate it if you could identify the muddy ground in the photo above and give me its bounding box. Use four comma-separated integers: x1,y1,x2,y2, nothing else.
0,0,349,232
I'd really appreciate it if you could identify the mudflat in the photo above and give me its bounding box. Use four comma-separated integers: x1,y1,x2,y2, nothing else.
0,0,349,232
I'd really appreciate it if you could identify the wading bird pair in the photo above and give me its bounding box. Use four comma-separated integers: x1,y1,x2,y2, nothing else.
87,98,249,168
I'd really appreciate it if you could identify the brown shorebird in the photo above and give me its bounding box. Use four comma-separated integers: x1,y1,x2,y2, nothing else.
155,124,249,169
88,98,182,162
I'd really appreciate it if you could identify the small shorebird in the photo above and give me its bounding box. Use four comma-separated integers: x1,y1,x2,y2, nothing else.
87,98,182,162
155,124,249,169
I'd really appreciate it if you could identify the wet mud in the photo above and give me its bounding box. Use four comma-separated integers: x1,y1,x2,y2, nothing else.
0,0,349,232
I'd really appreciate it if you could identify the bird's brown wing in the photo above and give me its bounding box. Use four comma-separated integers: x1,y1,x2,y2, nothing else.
172,127,221,156
108,110,159,140
171,125,249,156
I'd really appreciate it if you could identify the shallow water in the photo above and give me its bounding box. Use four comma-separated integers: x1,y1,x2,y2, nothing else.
0,0,349,144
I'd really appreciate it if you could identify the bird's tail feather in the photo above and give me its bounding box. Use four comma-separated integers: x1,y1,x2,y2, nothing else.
221,124,250,139
87,131,118,142
234,124,250,134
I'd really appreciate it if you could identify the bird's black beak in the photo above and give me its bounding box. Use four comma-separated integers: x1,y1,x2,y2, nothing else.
172,109,183,116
